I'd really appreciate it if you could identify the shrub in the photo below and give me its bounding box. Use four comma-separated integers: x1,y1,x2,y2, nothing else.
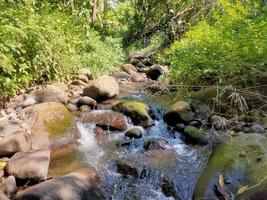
0,2,124,96
164,0,267,86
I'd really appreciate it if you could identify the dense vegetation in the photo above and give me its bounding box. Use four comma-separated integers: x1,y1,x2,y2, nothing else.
165,0,267,86
0,0,266,97
0,0,124,96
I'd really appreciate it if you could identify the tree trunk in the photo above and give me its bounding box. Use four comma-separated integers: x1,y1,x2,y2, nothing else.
92,0,97,22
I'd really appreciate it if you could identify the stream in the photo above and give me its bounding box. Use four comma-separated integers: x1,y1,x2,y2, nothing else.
49,83,212,200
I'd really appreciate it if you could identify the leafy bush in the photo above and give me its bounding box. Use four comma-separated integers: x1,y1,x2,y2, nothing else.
0,2,124,96
165,0,267,86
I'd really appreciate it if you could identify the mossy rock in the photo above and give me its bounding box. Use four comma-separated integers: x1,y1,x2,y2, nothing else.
163,101,193,126
194,133,267,200
183,125,209,145
24,102,79,156
24,102,76,138
112,101,154,128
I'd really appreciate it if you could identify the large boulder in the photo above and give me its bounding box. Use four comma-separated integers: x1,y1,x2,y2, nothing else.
14,168,105,200
6,150,50,181
23,102,79,156
83,75,119,101
163,101,194,126
0,131,30,157
194,134,267,200
112,101,154,128
82,111,128,131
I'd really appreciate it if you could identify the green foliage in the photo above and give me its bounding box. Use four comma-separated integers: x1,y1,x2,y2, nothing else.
165,0,267,85
0,1,124,96
121,0,207,49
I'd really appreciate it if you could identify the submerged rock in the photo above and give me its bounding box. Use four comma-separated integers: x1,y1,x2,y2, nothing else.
115,159,145,179
83,75,119,101
183,125,209,145
112,101,154,128
144,138,171,150
163,101,194,126
6,149,50,181
194,134,267,200
14,168,105,200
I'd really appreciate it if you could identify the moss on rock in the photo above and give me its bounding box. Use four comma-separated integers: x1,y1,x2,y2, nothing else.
163,101,193,126
194,133,267,200
112,101,154,128
183,125,209,144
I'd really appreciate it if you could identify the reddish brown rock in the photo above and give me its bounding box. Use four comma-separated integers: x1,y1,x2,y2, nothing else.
83,111,127,131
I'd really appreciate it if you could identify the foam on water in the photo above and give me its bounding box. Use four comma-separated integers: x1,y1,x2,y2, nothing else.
77,122,105,168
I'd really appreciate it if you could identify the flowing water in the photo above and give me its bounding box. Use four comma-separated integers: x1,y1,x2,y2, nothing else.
50,83,211,200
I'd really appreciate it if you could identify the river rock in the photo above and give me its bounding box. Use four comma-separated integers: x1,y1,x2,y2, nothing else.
129,51,146,60
146,65,168,80
163,101,194,126
114,71,130,79
125,127,143,139
0,192,9,200
115,160,145,179
194,134,267,200
144,138,171,150
23,102,79,156
0,176,17,197
122,64,137,74
112,101,154,128
78,68,93,80
14,168,105,200
65,103,78,112
6,149,50,181
83,75,119,101
183,125,209,145
78,74,89,83
174,123,186,132
77,96,97,108
79,105,91,112
0,131,30,157
0,119,25,137
130,72,147,82
82,111,127,131
30,83,68,104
